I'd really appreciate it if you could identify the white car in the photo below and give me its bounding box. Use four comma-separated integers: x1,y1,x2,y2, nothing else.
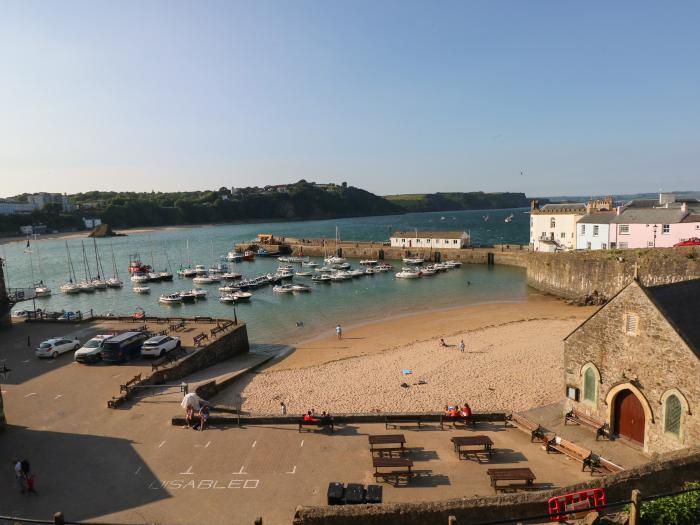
36,337,81,359
74,334,114,364
140,335,181,357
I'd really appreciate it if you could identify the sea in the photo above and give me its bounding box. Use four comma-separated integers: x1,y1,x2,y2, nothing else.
2,208,531,344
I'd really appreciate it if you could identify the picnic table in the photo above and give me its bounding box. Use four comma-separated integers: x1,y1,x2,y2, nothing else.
451,435,494,460
486,467,536,493
368,434,406,456
372,457,414,483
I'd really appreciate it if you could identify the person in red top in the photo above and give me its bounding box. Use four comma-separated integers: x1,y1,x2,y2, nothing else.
449,406,460,417
303,410,319,422
461,403,472,417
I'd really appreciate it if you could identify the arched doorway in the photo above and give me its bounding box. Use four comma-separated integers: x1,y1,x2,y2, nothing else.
614,389,646,444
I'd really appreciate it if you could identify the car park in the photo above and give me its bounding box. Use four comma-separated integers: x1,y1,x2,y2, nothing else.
100,331,149,363
36,337,81,359
74,334,114,364
141,335,181,357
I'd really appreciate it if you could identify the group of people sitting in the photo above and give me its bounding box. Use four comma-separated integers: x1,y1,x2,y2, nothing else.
302,409,333,424
444,403,472,418
182,392,210,431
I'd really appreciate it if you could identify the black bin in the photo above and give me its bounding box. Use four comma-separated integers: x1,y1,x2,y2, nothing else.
344,483,365,504
366,484,383,504
327,482,344,505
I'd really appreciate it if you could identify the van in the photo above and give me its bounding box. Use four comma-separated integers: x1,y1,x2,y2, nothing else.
100,332,148,363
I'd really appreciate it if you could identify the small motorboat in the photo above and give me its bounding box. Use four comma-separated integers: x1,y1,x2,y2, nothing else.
226,251,243,262
222,272,242,280
257,249,280,258
301,260,319,267
159,293,183,304
219,293,236,303
233,291,252,301
177,267,197,277
191,288,207,299
273,284,294,293
396,269,421,279
195,264,207,275
242,250,256,261
402,257,424,265
131,273,150,283
179,290,196,302
219,283,240,293
312,274,331,283
324,255,345,264
349,269,365,278
505,213,515,223
420,266,437,275
34,284,52,297
193,275,215,285
317,266,334,273
276,270,294,280
444,260,462,268
364,268,378,275
106,277,123,288
359,259,378,266
330,271,351,281
295,271,313,277
133,286,151,294
292,283,312,292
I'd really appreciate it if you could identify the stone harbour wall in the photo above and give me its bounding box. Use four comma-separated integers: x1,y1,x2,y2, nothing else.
292,448,700,525
0,259,9,327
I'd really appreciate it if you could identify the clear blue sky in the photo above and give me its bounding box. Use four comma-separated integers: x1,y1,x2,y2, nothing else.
1,1,698,197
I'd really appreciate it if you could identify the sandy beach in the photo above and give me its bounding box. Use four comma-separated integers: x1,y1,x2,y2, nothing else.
218,297,597,414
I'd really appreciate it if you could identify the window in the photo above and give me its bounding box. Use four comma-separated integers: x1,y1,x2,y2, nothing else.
601,243,607,249
662,224,670,234
586,242,592,249
647,241,654,247
619,225,630,235
619,242,628,249
561,232,566,238
581,225,586,235
453,239,458,244
625,314,638,335
664,395,682,436
550,217,556,228
583,367,597,402
593,225,599,237
401,239,405,243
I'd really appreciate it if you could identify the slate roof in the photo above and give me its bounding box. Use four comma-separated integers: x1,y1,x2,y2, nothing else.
643,279,700,359
611,208,689,224
538,203,587,212
391,231,467,239
577,212,617,225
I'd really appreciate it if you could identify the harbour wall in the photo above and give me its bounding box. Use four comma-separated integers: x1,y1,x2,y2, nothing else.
0,259,8,327
292,447,700,525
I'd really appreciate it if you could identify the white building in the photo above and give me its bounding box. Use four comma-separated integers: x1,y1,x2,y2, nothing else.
390,231,470,249
0,200,36,215
530,197,613,252
27,192,72,212
83,217,102,229
576,211,616,250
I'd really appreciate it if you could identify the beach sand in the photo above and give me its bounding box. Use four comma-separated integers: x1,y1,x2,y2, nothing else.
218,298,597,414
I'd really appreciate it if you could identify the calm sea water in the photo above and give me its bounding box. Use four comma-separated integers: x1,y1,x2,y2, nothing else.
2,208,530,343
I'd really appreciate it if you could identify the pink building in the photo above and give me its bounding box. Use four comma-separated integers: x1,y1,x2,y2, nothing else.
610,203,700,249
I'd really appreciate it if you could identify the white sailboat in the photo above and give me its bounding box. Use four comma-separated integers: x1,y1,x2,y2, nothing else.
91,238,108,289
107,242,123,288
79,241,96,292
26,239,52,297
60,242,81,295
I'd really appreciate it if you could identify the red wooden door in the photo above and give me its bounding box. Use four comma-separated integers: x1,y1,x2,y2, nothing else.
614,390,645,444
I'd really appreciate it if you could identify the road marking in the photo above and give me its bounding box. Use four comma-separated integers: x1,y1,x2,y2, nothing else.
158,441,166,448
1,390,6,394
287,465,297,475
179,466,194,475
251,440,257,448
21,360,29,364
54,394,63,400
205,441,211,448
233,466,247,475
112,374,121,378
134,466,142,475
300,440,304,447
24,393,37,398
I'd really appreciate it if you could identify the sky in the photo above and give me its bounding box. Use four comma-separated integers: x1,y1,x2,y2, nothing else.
1,1,699,198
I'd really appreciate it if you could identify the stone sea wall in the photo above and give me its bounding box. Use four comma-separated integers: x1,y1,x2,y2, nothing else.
0,259,9,327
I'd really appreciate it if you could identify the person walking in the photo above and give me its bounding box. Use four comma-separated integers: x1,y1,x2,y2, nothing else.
280,401,287,415
336,324,342,340
459,340,465,353
13,459,25,493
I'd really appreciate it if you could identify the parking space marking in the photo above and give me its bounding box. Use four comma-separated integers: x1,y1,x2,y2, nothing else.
287,465,297,475
205,441,211,448
134,466,142,475
112,374,121,378
24,393,37,398
251,440,257,448
179,466,194,475
158,440,166,448
233,465,247,475
21,360,30,364
54,394,63,400
300,440,304,447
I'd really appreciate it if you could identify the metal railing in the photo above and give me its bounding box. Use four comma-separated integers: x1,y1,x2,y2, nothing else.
6,287,36,303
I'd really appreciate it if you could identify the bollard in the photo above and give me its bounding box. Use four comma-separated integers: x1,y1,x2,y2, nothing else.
54,512,65,525
27,336,31,347
629,489,641,525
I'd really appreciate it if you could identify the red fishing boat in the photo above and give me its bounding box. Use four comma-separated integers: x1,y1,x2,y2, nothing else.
128,254,152,274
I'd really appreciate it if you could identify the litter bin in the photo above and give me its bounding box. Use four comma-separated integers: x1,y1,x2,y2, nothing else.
344,483,365,504
327,482,344,505
366,484,383,504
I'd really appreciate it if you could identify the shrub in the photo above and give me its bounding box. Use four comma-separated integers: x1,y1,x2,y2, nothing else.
639,482,700,525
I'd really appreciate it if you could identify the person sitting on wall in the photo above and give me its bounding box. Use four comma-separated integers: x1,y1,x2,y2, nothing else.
460,403,472,417
199,405,210,431
449,405,460,417
303,410,319,422
185,404,195,428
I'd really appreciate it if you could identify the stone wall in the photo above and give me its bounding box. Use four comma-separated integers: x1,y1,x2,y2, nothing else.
292,448,700,525
0,259,9,327
526,248,700,303
564,282,700,456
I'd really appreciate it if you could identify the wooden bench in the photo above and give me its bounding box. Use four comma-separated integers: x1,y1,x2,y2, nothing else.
565,408,608,440
372,457,415,484
119,374,142,394
195,316,213,323
169,320,186,331
210,325,225,338
487,467,536,493
510,412,546,442
193,333,209,347
440,414,475,430
151,352,180,371
544,436,597,473
298,418,334,433
385,415,422,430
589,456,625,475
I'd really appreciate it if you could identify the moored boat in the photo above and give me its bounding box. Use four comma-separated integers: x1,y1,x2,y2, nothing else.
159,293,182,304
396,269,421,279
402,256,424,265
133,286,151,294
273,284,294,293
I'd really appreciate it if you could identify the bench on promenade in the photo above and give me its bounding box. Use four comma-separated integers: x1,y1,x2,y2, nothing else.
195,316,213,323
543,436,598,473
210,325,225,338
372,457,415,484
169,320,186,331
594,456,625,474
151,348,185,371
298,418,334,433
119,373,143,395
440,414,475,430
487,467,536,493
193,333,209,347
510,412,546,442
565,408,608,440
384,415,423,430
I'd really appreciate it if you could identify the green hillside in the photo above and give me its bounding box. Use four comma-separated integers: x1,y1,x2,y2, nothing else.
385,192,530,212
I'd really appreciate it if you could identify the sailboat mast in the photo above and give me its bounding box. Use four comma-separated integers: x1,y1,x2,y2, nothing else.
111,242,119,279
27,238,36,286
93,238,102,279
81,241,92,281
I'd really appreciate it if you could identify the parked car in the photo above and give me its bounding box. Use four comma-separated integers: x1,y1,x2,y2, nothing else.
141,335,181,357
100,331,149,363
74,334,114,364
36,337,81,359
59,311,80,321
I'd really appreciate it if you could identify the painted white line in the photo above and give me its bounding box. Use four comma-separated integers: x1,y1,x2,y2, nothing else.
54,394,63,400
21,360,29,364
179,466,194,475
233,466,247,475
112,374,121,378
24,393,37,398
287,465,297,475
300,440,304,448
251,440,257,448
205,441,211,448
1,390,6,395
158,441,166,448
134,466,142,475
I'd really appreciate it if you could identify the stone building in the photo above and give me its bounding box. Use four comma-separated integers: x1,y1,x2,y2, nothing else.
563,277,699,456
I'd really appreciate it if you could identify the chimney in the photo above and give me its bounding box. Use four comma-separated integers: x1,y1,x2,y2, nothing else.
531,200,539,211
616,205,624,216
681,202,688,213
